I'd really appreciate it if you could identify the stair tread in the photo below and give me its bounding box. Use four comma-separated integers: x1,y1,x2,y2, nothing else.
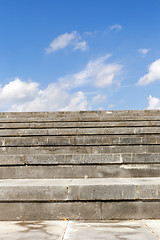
0,178,160,201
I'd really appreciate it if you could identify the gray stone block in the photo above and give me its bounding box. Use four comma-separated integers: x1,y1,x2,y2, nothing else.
0,202,101,220
1,163,160,179
0,179,71,201
102,201,160,219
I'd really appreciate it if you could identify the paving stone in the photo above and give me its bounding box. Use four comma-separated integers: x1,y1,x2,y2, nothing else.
0,220,159,240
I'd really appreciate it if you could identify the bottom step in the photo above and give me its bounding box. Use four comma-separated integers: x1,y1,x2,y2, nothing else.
0,201,160,221
0,178,160,220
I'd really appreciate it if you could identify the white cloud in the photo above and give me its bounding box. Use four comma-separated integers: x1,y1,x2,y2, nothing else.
7,81,89,112
84,31,98,36
0,55,122,112
138,48,150,57
58,54,122,88
147,95,160,109
73,41,88,51
61,91,89,111
92,94,106,104
137,59,160,85
0,78,39,104
110,24,122,32
45,31,88,53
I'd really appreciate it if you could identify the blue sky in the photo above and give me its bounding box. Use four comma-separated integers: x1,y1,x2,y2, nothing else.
0,0,160,111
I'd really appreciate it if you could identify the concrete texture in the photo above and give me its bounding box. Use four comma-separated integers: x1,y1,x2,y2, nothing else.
1,145,160,155
1,153,160,165
0,126,160,136
0,110,160,221
2,164,160,179
1,135,160,147
1,201,160,221
1,120,160,129
0,202,101,220
1,178,160,201
0,220,160,240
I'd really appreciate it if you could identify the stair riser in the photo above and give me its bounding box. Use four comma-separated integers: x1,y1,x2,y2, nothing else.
0,135,160,146
1,164,160,178
0,109,160,121
0,153,160,165
0,202,159,220
0,145,160,154
0,127,159,136
1,120,160,128
1,178,160,201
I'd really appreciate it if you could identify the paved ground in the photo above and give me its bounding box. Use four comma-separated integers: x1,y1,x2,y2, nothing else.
0,220,160,239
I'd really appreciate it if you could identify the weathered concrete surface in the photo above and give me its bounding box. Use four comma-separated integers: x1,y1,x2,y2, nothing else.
1,164,160,179
1,135,160,147
0,220,160,240
102,202,160,220
0,109,160,122
1,120,160,129
0,126,159,136
1,145,160,155
1,178,160,201
1,153,160,165
0,202,101,220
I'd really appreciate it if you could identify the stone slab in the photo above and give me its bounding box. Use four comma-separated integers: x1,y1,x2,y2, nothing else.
102,202,160,220
1,178,160,201
68,178,160,200
0,200,160,220
0,145,160,155
64,221,159,240
1,120,160,129
0,126,159,136
0,221,68,240
0,220,159,240
1,135,160,147
1,164,160,179
0,202,101,220
0,179,71,201
1,153,160,165
0,110,160,122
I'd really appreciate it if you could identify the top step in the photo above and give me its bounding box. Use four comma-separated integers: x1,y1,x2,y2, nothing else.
0,110,160,122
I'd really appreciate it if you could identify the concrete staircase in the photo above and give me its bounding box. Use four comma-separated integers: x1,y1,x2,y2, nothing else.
0,110,160,220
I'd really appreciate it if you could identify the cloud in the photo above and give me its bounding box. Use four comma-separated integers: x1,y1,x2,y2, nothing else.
147,95,160,109
138,48,150,57
73,41,88,51
61,91,89,111
110,24,122,32
5,80,89,112
0,55,122,112
58,54,122,88
0,78,39,104
92,94,106,104
137,59,160,85
84,31,98,36
45,31,88,53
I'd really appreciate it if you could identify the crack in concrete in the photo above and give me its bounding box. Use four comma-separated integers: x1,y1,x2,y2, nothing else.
145,223,160,239
62,220,69,240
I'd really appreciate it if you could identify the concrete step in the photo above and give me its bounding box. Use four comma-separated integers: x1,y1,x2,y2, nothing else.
2,110,159,117
0,135,160,147
0,120,160,129
0,145,159,155
0,153,160,165
1,153,160,179
1,164,160,179
0,126,159,136
0,178,160,220
0,110,160,121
